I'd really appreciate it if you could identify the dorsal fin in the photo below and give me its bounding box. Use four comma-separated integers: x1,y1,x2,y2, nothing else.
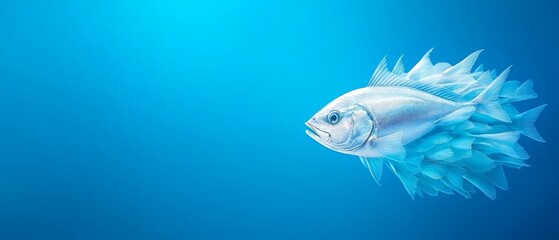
407,49,434,80
368,56,460,101
443,50,483,76
392,55,405,74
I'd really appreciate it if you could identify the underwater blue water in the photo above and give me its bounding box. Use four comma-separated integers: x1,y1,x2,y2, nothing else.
0,0,558,239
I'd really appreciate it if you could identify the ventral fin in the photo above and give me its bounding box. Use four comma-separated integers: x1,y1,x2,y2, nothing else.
359,156,384,185
368,54,460,102
464,173,497,200
359,157,368,168
387,161,419,199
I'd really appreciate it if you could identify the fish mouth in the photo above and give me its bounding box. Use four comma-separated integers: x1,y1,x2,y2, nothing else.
305,122,330,141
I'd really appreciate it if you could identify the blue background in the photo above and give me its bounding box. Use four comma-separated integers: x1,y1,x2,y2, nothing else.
0,0,558,239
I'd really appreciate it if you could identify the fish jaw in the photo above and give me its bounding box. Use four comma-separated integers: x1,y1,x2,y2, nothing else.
305,121,331,142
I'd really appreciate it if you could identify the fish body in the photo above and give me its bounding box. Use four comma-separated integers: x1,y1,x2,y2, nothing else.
342,86,460,146
305,50,545,199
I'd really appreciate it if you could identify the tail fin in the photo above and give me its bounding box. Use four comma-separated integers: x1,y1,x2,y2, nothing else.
500,80,538,103
473,132,528,159
512,105,547,142
469,67,512,122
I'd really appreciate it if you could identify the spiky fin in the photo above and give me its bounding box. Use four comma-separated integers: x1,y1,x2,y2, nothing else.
407,49,434,80
368,55,460,101
360,156,383,185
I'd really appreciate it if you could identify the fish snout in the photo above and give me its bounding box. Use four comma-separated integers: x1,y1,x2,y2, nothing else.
305,121,331,141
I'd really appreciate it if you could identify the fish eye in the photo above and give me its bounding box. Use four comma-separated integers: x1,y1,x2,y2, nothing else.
327,111,341,124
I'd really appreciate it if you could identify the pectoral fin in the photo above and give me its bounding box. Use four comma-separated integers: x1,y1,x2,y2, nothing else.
371,132,406,162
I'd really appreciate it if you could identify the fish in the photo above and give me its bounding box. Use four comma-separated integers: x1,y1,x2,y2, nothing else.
305,49,546,199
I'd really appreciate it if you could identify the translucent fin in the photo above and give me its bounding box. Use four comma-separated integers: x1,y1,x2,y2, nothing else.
426,146,453,161
359,157,368,168
515,80,538,101
423,132,453,145
371,132,406,161
473,131,525,158
423,177,453,194
501,103,520,117
360,156,383,185
462,150,496,172
443,50,483,76
392,55,405,75
421,162,446,179
425,62,452,79
464,173,497,199
446,166,466,192
450,136,475,151
474,64,485,73
496,156,529,169
488,166,508,190
470,122,493,133
469,67,512,122
387,161,419,199
435,107,476,126
368,57,460,101
511,104,546,142
407,49,434,80
476,71,494,88
501,80,538,103
451,121,475,133
369,56,388,86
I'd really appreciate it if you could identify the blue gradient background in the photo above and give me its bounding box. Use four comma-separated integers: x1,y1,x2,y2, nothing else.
0,0,558,239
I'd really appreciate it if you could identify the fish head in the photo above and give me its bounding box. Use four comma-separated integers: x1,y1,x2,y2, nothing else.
306,97,374,153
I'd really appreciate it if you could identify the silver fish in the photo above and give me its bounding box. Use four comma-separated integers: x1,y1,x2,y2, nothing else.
305,50,545,199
